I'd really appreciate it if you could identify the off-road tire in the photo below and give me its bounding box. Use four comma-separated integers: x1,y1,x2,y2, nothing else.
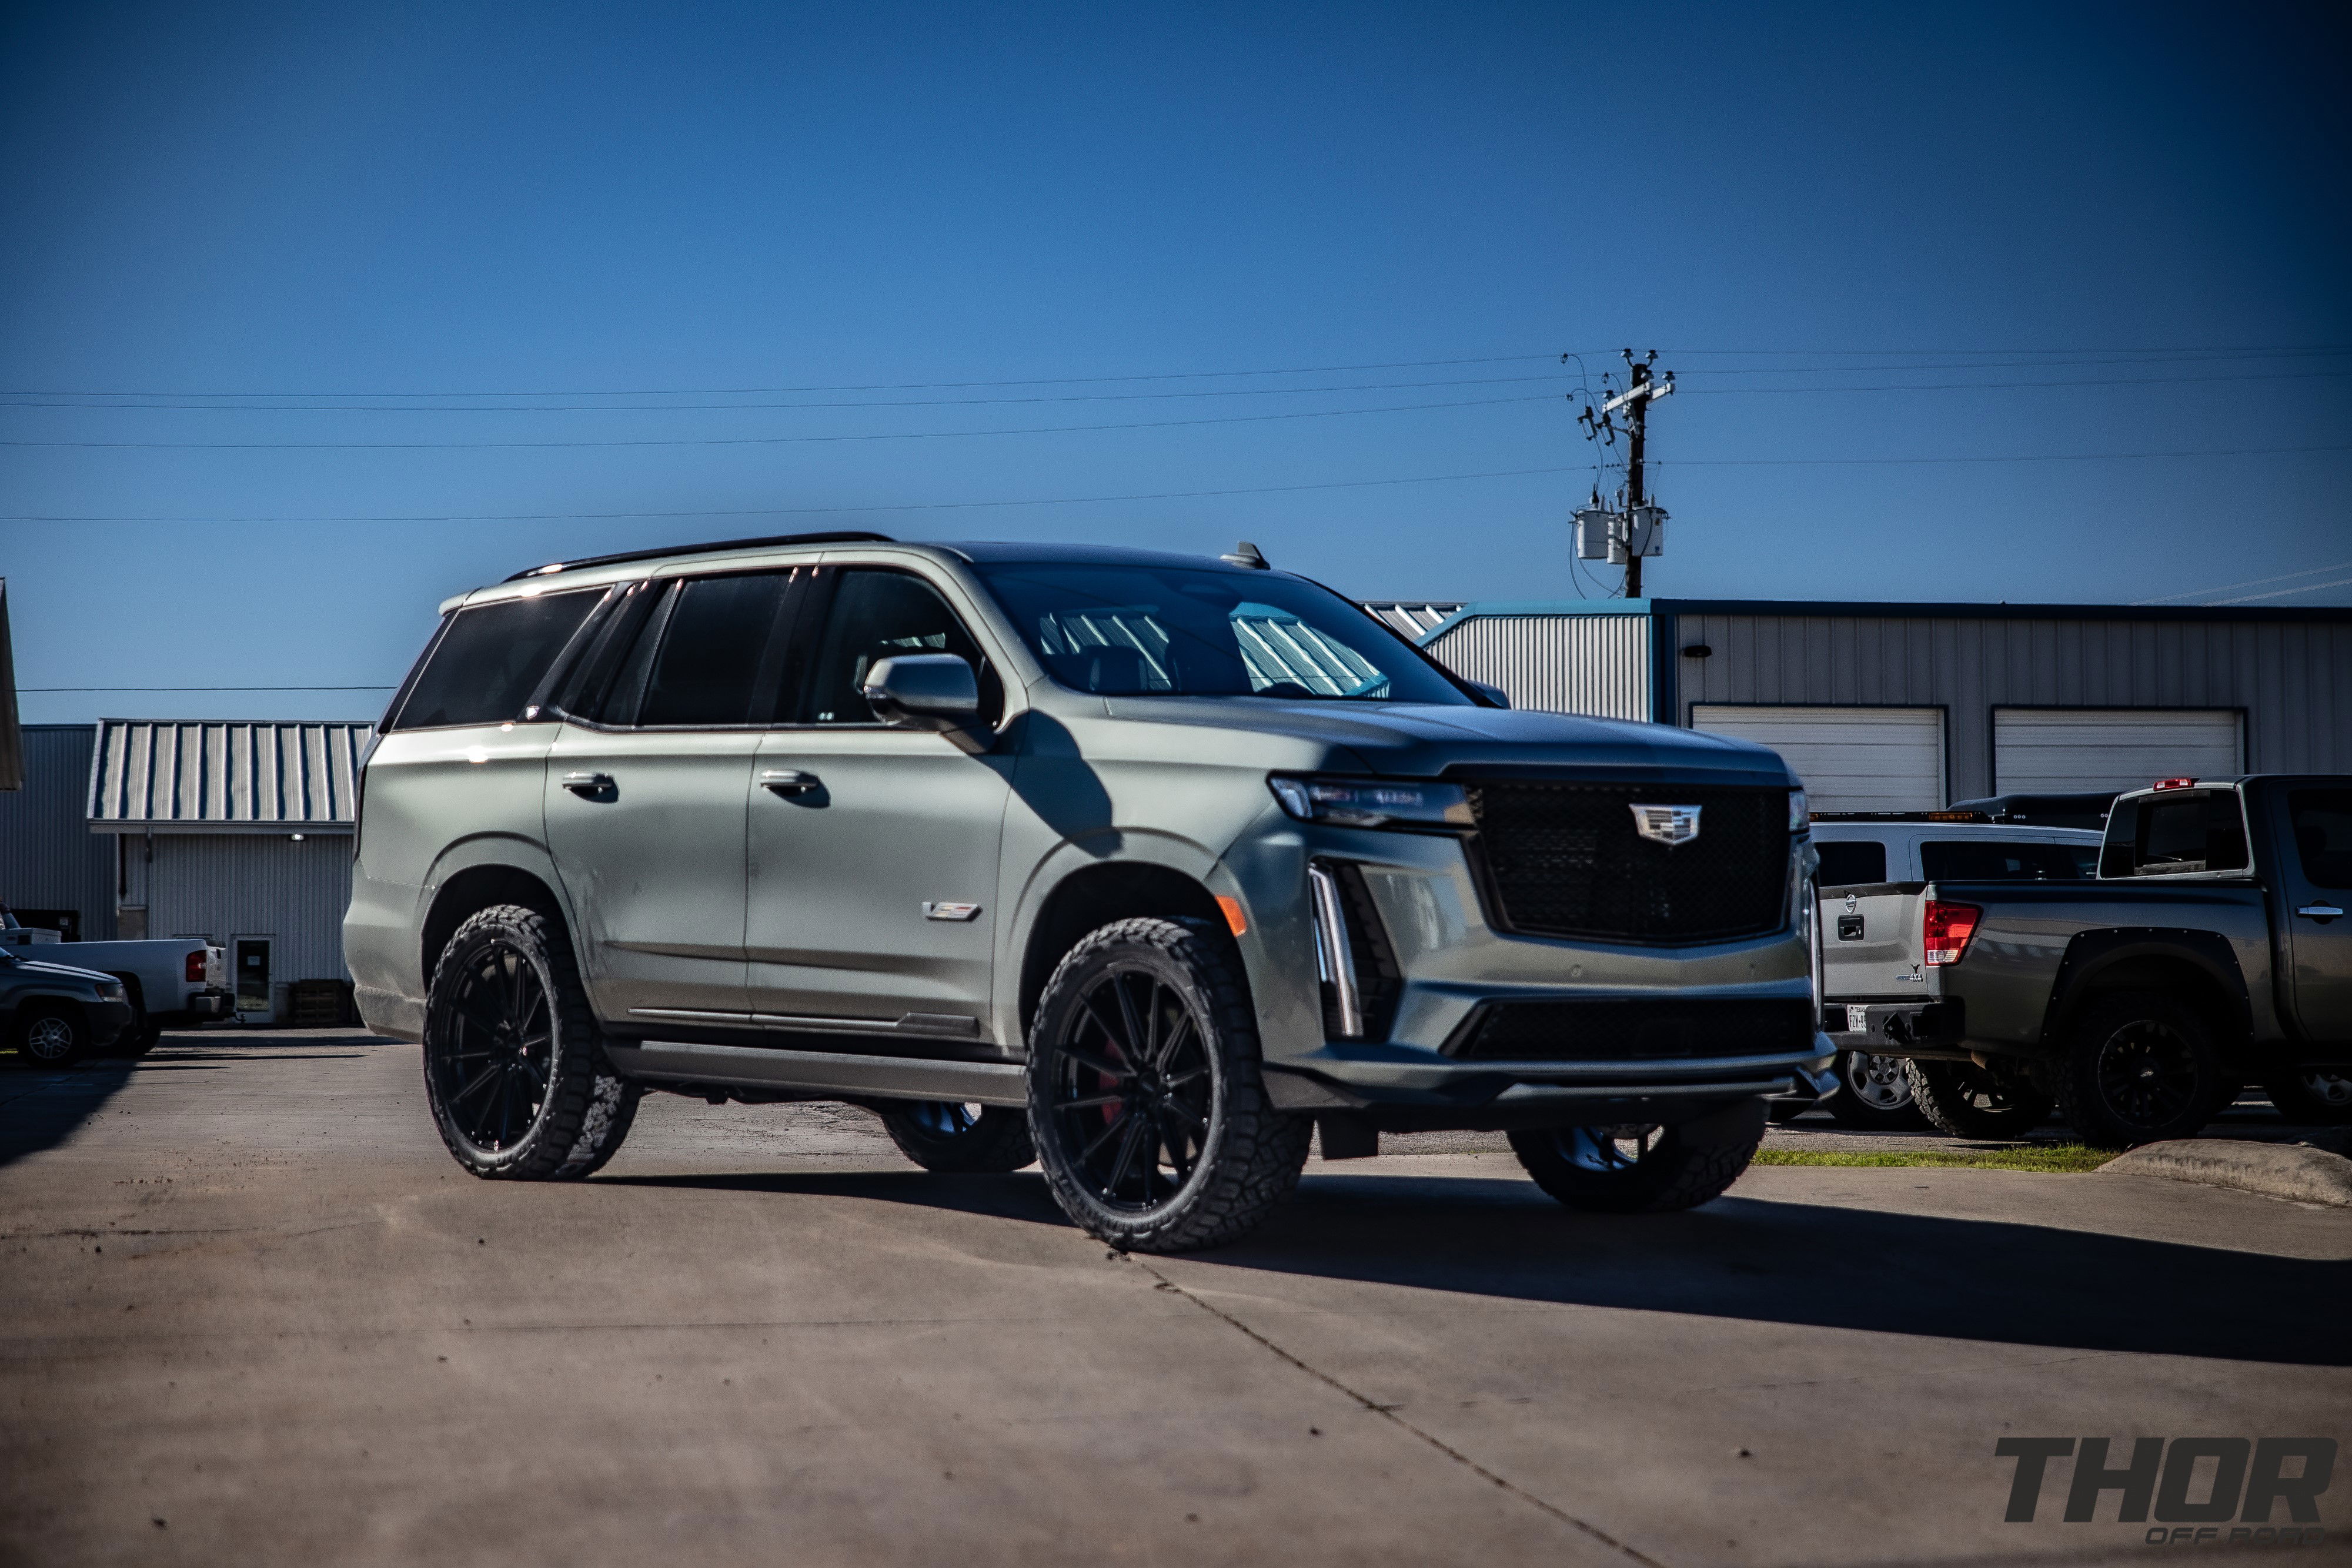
1508,1099,1766,1213
1905,1059,2054,1139
2264,1070,2352,1126
881,1102,1037,1172
1828,1049,1928,1130
1027,917,1309,1253
422,904,641,1180
11,1005,91,1069
2054,991,2227,1149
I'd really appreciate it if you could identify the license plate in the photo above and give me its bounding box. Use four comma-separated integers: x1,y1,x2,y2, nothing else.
1846,1004,1870,1034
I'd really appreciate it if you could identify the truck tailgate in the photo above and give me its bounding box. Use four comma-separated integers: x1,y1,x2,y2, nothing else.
1821,881,1929,998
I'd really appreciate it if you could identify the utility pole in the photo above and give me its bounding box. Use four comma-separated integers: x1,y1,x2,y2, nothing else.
1572,348,1674,597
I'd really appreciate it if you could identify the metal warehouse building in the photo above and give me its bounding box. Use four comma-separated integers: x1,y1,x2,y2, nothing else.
1369,599,2351,811
0,719,371,1020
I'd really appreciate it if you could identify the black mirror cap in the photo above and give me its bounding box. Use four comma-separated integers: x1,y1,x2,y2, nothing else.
862,654,995,754
1469,680,1511,709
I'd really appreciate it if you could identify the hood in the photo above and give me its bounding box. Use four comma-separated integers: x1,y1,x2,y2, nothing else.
8,957,117,987
1098,697,1796,785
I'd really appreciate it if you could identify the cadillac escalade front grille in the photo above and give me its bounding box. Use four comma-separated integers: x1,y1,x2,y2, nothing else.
1446,997,1817,1062
1463,781,1789,943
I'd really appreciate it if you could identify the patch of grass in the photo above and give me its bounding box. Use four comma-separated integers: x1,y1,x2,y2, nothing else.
1753,1144,2112,1173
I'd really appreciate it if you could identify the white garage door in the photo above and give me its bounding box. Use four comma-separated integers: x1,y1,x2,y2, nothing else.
1690,706,1945,813
1994,709,2243,794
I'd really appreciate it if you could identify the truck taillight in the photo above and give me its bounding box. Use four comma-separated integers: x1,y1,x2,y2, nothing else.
1923,901,1982,966
185,951,206,982
2154,777,2196,790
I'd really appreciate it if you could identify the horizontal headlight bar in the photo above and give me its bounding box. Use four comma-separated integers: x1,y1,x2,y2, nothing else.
1268,775,1474,830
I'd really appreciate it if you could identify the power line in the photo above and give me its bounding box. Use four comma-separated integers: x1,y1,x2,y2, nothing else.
1676,368,2352,395
0,372,1573,415
2134,557,2352,605
0,393,1553,450
1657,443,2352,467
0,462,1591,524
2213,576,2352,605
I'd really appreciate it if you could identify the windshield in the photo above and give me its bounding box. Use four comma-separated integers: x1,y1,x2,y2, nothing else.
971,563,1471,704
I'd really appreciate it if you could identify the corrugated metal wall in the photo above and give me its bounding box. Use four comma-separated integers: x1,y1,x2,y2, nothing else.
89,721,369,828
1423,614,1650,720
0,726,115,938
1669,611,2352,798
141,834,355,981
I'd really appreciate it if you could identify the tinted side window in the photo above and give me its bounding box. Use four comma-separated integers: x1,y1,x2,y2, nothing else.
2288,789,2352,890
1919,840,2091,881
390,590,602,730
797,570,1001,726
2100,791,2250,877
1815,840,1887,887
626,573,791,727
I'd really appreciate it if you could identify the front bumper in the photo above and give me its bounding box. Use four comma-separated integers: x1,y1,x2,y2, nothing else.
88,998,135,1046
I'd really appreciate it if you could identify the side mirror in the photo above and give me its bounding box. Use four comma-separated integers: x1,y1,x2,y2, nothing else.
1469,680,1510,709
862,654,995,754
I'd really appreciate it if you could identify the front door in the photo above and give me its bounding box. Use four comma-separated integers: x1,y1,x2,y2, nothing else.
746,567,1014,1037
2277,784,2352,1045
542,569,797,1024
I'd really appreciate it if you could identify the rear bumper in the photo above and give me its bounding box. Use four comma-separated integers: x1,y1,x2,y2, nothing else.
180,989,236,1021
1823,999,1965,1054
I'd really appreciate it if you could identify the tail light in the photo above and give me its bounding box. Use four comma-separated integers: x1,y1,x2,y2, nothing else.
185,951,206,983
2154,777,2196,791
1923,900,1982,967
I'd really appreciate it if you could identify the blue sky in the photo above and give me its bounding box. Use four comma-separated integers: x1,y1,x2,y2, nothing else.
4,1,2346,724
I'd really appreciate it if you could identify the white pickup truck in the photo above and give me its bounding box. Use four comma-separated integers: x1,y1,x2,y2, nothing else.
0,911,231,1054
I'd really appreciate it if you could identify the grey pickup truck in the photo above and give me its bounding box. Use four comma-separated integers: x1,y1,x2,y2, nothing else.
1849,776,2352,1146
347,532,1834,1251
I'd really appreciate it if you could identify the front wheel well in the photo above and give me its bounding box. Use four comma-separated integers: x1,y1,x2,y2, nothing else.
421,867,571,984
1017,863,1228,1039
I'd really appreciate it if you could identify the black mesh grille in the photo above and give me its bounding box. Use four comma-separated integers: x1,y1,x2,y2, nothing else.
1448,997,1817,1062
1465,781,1789,942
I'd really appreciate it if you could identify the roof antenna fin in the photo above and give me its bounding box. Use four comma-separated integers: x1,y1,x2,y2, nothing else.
1221,540,1269,570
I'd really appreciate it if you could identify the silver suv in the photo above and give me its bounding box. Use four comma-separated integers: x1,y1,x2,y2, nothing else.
347,533,1830,1250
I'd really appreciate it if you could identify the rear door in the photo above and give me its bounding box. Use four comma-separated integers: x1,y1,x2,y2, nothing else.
2274,785,2352,1045
543,569,799,1024
744,566,1015,1038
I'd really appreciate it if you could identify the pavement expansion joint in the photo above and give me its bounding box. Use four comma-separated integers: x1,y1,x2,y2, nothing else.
1127,1256,1672,1568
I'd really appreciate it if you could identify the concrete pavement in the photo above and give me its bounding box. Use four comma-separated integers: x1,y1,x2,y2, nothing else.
3,1029,2347,1567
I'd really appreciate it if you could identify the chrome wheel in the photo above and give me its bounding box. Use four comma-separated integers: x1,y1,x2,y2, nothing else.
1843,1052,1912,1111
427,941,553,1155
2301,1071,2352,1110
1043,967,1215,1212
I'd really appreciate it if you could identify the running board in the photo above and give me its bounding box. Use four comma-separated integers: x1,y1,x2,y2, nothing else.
605,1039,1027,1107
626,1007,983,1040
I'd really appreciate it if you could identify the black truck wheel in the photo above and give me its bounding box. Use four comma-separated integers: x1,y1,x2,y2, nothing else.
2263,1070,2352,1126
1028,917,1309,1253
422,904,641,1181
881,1101,1037,1172
1827,1050,1928,1129
2054,990,2227,1149
12,1005,91,1069
1509,1100,1765,1213
1904,1059,2054,1139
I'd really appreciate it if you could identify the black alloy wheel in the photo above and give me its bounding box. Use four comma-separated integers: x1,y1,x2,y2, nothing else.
2093,1019,2201,1130
879,1099,1037,1172
1508,1099,1766,1213
2054,990,2225,1149
432,941,555,1156
1045,967,1216,1211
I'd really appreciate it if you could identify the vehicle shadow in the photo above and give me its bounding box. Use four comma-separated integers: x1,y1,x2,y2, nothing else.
601,1165,2351,1368
0,1061,135,1167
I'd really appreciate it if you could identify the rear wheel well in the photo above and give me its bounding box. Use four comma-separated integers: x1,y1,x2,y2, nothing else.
2053,955,2248,1058
422,867,571,984
1018,864,1227,1039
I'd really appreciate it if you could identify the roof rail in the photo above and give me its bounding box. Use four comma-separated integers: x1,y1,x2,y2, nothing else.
504,531,896,583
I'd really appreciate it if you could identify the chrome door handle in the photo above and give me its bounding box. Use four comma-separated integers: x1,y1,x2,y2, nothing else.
561,771,616,796
760,769,820,795
2297,904,2344,922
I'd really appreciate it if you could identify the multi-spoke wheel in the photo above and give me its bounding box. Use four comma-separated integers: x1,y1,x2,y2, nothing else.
2263,1069,2352,1126
1827,1049,1927,1129
12,1007,89,1069
422,904,640,1179
1027,917,1308,1252
2055,991,2225,1149
880,1099,1037,1172
1905,1059,2053,1139
1508,1100,1766,1213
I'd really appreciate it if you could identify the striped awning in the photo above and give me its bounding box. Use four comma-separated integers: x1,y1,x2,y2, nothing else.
86,721,373,832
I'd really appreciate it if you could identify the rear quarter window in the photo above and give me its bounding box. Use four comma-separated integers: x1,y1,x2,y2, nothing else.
1815,840,1887,887
389,590,603,731
2099,791,2250,877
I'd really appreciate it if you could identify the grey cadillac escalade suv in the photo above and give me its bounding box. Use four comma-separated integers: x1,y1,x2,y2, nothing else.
346,533,1831,1251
